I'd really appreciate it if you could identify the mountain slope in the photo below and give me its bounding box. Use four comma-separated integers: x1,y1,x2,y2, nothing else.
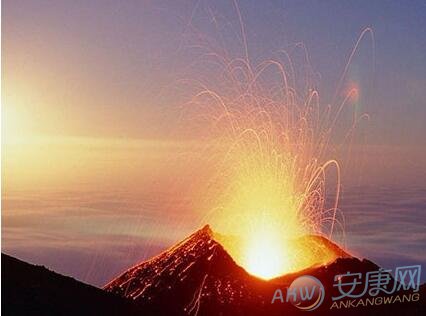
105,225,261,315
2,253,141,316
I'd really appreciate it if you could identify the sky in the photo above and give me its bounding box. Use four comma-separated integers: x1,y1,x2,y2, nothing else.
3,0,426,143
2,0,426,285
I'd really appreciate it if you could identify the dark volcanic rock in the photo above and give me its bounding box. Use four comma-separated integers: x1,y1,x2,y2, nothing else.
2,253,140,316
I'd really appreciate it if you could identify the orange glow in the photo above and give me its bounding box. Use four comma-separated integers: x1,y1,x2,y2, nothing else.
209,148,306,278
243,225,291,279
183,49,356,279
207,144,340,278
215,229,349,279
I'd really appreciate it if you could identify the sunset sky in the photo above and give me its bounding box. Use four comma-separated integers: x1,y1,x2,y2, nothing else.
2,0,426,285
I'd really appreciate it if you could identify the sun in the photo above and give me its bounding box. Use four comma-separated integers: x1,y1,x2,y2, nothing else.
2,103,32,145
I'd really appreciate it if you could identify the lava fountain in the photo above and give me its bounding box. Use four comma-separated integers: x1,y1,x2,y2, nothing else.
178,25,373,279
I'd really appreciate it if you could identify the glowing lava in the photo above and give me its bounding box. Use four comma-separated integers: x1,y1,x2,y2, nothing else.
202,120,339,279
210,153,308,279
215,224,349,279
244,225,291,279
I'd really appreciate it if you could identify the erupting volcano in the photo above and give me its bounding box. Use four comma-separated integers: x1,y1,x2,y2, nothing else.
104,225,373,315
105,25,378,314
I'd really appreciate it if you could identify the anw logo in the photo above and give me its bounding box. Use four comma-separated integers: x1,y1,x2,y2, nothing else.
271,275,325,311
